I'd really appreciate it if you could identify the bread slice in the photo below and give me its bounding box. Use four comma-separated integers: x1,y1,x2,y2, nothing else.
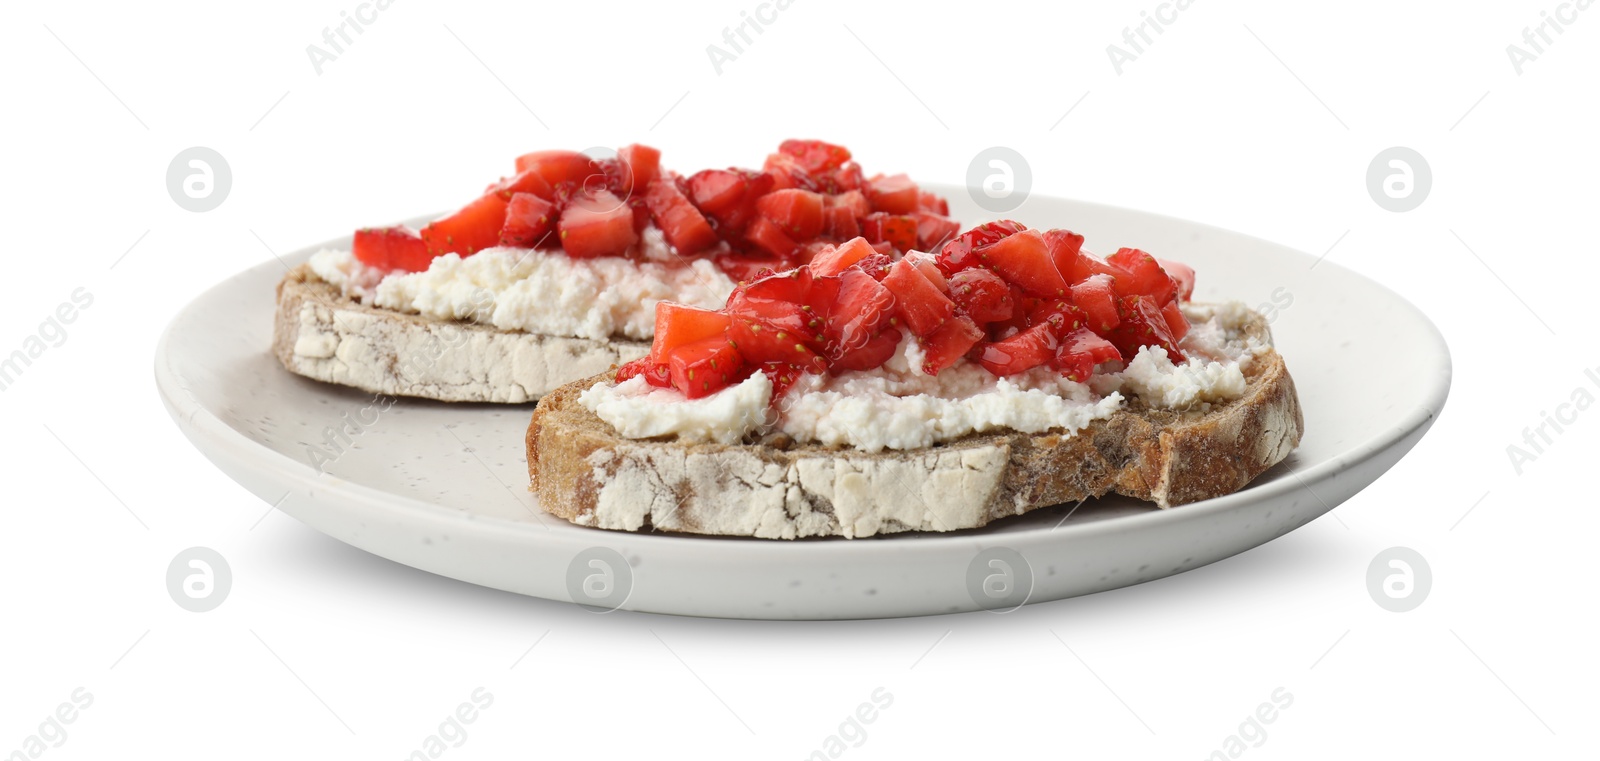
272,264,648,403
525,307,1303,539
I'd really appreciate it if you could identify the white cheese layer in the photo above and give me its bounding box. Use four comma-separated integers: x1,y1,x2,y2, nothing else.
307,230,736,341
579,304,1260,452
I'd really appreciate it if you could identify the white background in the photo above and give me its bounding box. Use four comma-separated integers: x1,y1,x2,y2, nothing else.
2,0,1595,758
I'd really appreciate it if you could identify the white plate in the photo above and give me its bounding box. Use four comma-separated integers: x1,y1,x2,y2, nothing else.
155,186,1451,619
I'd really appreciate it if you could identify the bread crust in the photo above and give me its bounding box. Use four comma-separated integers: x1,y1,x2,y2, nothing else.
272,264,649,403
526,308,1304,539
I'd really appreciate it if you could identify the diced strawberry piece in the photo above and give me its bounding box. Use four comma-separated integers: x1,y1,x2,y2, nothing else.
861,213,917,253
819,268,895,357
975,321,1060,376
513,150,599,187
905,251,948,292
755,189,826,239
762,153,819,192
987,283,1034,340
500,193,557,248
688,169,772,235
1107,295,1186,363
856,252,895,280
866,173,919,214
1048,328,1122,382
738,265,815,305
617,144,661,194
1061,249,1134,287
712,252,788,283
668,336,744,399
914,212,961,251
826,162,866,193
778,139,853,174
831,190,872,218
1043,230,1086,282
558,189,638,258
757,361,809,402
979,229,1068,297
729,312,826,372
1158,258,1195,301
882,258,954,337
650,302,732,361
489,168,555,202
947,268,1013,323
920,315,984,375
1027,300,1088,341
353,226,433,272
744,216,800,258
937,220,1028,275
1069,273,1120,333
421,193,510,257
643,179,718,255
1161,301,1189,341
824,205,860,239
1107,248,1176,303
616,357,672,388
831,327,902,374
810,237,875,277
917,190,949,215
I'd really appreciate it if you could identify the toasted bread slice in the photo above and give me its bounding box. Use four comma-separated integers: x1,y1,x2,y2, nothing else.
272,264,648,403
526,307,1303,539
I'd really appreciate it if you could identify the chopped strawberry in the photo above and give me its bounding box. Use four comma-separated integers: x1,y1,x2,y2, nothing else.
920,315,984,375
810,236,876,277
762,153,820,192
882,257,954,337
616,357,672,388
825,162,866,193
975,321,1060,376
650,302,732,361
914,212,961,251
729,312,827,372
744,216,800,258
757,361,809,401
937,220,1028,275
353,226,433,272
1107,248,1176,303
917,190,949,216
558,189,638,258
1043,230,1086,282
755,189,826,239
643,179,718,255
824,205,860,239
513,150,599,187
818,268,895,357
688,168,772,235
500,193,557,248
668,336,744,398
1048,329,1123,382
421,193,510,257
855,252,895,280
489,168,555,202
946,268,1013,323
1107,295,1186,363
713,252,789,283
831,327,902,373
978,229,1068,297
831,190,872,218
778,139,853,174
905,252,948,292
866,173,919,214
1060,249,1134,290
616,144,661,194
861,212,918,253
1069,274,1120,333
1158,258,1195,301
1161,300,1190,341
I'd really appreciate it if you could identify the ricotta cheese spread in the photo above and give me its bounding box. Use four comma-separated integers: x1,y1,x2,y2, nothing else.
579,303,1261,452
307,228,737,341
